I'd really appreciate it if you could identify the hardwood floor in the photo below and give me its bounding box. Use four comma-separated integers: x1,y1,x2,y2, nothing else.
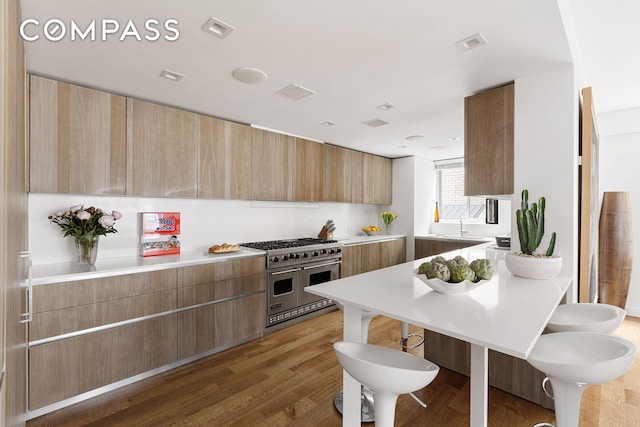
27,311,640,426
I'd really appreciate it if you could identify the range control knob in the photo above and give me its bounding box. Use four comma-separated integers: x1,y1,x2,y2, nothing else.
336,248,342,253
273,256,279,262
282,255,289,261
321,249,327,255
294,253,300,259
329,249,335,254
313,251,319,257
303,252,309,258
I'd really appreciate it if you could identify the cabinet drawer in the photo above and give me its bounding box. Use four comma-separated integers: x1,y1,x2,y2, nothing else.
30,289,177,341
177,273,265,308
29,314,177,410
33,270,177,313
177,256,264,286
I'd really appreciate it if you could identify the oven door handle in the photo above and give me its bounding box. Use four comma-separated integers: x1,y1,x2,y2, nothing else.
270,267,302,276
302,260,342,270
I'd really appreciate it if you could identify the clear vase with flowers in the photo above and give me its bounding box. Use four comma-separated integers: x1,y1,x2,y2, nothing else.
48,205,122,265
380,211,398,234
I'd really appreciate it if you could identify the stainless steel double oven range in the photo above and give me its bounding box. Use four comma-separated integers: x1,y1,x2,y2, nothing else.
239,238,343,330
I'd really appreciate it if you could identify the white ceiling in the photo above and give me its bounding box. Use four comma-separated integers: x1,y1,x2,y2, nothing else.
19,0,638,160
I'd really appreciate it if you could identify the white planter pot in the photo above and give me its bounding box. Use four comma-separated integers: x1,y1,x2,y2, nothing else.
505,253,562,280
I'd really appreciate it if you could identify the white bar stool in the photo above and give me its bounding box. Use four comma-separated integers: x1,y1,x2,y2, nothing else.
334,341,440,427
546,303,625,334
527,331,637,427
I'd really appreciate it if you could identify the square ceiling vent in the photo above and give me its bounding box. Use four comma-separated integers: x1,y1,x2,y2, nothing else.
362,118,389,127
276,84,316,100
456,33,488,51
202,17,235,39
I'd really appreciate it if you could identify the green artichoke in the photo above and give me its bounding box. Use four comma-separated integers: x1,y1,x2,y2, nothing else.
431,256,447,265
452,255,469,266
469,258,494,280
418,261,431,275
449,264,476,283
428,262,451,281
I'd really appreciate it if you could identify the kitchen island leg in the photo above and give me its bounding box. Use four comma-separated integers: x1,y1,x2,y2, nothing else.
470,344,489,427
342,304,364,427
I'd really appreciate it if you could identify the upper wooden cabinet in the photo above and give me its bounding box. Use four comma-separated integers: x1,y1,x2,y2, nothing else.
126,98,199,197
464,83,514,196
323,144,352,203
251,128,294,201
251,129,325,202
293,136,324,202
198,116,252,199
29,75,127,194
324,144,392,204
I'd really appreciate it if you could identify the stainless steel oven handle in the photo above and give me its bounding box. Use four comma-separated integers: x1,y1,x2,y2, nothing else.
302,260,342,270
270,267,302,276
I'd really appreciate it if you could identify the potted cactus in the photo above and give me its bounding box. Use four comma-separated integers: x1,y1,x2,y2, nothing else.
505,189,562,279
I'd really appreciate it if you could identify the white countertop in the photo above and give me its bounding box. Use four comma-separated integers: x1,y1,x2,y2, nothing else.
306,245,572,359
339,234,405,245
31,248,265,285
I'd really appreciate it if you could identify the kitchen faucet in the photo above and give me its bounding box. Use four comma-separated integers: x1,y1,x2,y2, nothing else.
459,220,467,237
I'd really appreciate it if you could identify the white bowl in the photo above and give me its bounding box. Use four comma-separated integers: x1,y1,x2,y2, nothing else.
504,253,562,280
414,271,485,295
363,230,380,236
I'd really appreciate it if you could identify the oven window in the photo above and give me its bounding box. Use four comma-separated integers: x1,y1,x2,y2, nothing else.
309,270,332,286
273,278,293,295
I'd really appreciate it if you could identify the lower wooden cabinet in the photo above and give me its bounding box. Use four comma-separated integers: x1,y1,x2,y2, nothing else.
341,237,406,278
28,256,266,412
29,315,178,409
414,237,483,259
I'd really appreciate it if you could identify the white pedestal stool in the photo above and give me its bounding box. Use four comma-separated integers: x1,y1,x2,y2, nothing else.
527,331,637,427
334,341,440,427
546,303,625,334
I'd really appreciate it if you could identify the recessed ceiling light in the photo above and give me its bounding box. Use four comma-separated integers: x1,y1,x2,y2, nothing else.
321,121,336,127
405,135,424,141
276,84,316,100
431,145,449,150
362,118,389,127
397,145,408,149
160,69,184,82
455,33,488,51
232,68,268,84
448,137,461,142
202,17,235,39
377,103,395,111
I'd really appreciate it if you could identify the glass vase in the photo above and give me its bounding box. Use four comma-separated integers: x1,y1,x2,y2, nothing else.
385,223,393,235
74,235,99,265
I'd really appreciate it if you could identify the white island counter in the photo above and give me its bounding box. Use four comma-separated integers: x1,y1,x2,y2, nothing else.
306,245,572,427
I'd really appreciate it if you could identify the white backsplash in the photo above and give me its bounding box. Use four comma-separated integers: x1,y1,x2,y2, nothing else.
30,193,380,265
428,199,512,238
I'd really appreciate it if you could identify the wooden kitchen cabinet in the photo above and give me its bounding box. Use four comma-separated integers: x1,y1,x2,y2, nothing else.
341,237,406,278
176,257,265,359
372,154,392,204
198,116,252,199
323,144,352,203
126,98,199,197
464,83,514,196
251,128,294,200
28,256,266,412
293,136,324,201
29,75,127,194
414,237,483,259
28,270,179,410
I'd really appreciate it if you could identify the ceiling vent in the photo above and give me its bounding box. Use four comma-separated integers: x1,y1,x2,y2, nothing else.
455,33,488,51
276,84,316,100
202,17,235,39
362,118,389,128
160,69,184,82
321,121,336,127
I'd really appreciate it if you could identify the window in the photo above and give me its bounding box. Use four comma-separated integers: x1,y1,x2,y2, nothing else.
436,162,486,220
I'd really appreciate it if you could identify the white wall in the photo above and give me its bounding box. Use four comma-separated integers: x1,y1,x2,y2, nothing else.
514,65,579,301
599,131,640,316
29,193,380,264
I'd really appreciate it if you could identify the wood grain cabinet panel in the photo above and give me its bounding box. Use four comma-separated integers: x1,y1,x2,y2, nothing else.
293,137,324,202
414,238,482,259
323,144,352,202
126,98,198,197
215,294,264,348
251,128,294,200
29,75,127,194
464,83,514,196
372,155,392,204
342,238,406,277
29,314,177,410
198,116,252,199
